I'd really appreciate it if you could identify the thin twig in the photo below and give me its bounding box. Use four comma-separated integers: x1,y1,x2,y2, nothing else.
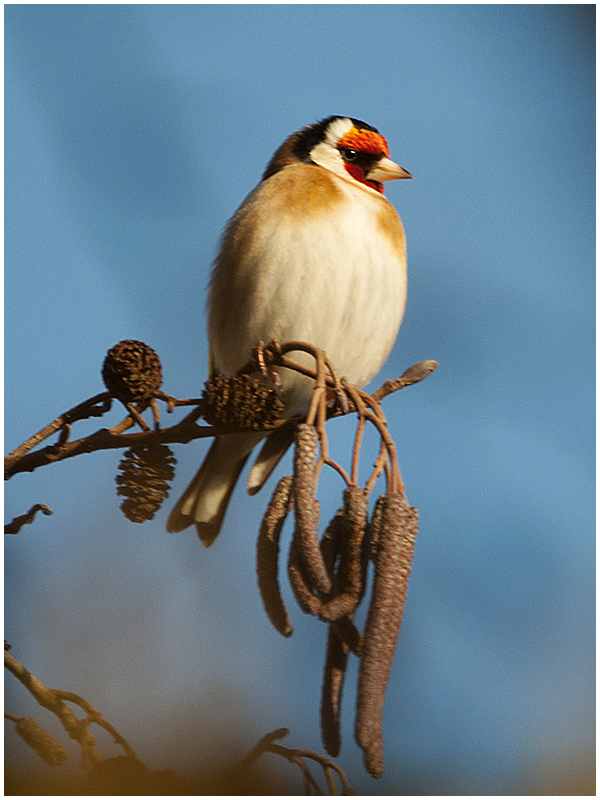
364,438,389,497
4,503,53,535
123,401,151,431
4,413,219,480
269,743,355,795
344,383,405,495
6,392,113,459
53,689,136,758
231,727,291,777
350,415,366,487
231,727,355,794
321,457,352,486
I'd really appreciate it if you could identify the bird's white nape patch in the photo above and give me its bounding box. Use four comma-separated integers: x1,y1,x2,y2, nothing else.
323,116,355,146
307,117,354,181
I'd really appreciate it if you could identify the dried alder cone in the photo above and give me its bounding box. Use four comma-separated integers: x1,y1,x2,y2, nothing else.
202,373,285,431
116,444,177,523
102,340,163,403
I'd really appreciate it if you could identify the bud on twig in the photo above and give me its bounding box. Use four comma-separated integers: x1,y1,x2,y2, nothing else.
372,359,439,402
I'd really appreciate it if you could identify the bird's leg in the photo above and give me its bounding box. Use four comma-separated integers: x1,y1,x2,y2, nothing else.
322,353,350,415
254,340,282,387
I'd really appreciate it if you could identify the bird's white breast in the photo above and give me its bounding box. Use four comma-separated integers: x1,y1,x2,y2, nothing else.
209,165,407,413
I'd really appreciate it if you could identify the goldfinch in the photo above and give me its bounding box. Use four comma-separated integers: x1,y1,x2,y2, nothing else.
167,116,412,545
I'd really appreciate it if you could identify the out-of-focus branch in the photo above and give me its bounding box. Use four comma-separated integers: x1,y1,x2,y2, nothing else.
4,651,135,767
233,727,356,795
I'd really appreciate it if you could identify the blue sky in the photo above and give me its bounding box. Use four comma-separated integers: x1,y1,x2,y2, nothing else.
5,5,594,794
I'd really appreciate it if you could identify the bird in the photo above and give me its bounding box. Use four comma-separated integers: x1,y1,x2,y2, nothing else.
167,115,412,546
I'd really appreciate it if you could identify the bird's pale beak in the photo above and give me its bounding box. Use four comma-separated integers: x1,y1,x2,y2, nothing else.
368,156,413,182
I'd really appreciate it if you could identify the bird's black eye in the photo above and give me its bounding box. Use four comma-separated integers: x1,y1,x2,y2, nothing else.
340,147,358,162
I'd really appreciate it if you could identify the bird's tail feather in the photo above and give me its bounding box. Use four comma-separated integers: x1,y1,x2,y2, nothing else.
247,426,295,495
166,432,264,546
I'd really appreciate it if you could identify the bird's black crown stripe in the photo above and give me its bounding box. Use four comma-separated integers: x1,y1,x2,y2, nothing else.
293,116,380,164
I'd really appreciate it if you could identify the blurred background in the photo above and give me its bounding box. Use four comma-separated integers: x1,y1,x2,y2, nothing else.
5,5,594,795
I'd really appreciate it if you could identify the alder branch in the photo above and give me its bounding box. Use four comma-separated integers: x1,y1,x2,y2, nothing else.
4,407,215,480
6,392,113,460
6,338,439,780
4,343,437,481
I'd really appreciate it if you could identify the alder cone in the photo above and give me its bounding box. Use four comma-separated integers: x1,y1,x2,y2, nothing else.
202,374,284,431
102,340,163,402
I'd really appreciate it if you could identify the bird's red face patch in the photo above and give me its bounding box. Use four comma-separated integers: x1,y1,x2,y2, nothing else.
337,127,390,157
338,127,389,193
342,163,383,194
